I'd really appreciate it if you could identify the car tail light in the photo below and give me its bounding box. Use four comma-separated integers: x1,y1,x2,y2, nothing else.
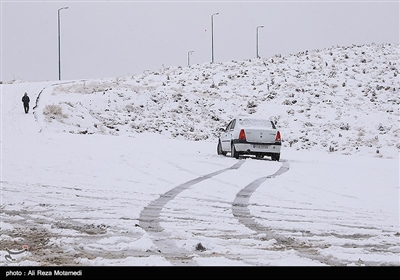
239,129,246,140
275,131,281,142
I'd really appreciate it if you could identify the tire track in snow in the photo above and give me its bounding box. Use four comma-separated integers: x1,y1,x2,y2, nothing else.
138,160,244,265
232,160,344,266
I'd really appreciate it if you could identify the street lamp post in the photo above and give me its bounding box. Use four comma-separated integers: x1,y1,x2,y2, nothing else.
256,25,264,59
58,7,68,80
211,13,219,63
188,51,194,66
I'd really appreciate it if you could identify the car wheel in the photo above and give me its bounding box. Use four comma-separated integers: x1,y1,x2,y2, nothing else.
255,154,264,159
231,143,239,159
217,140,226,156
272,153,280,161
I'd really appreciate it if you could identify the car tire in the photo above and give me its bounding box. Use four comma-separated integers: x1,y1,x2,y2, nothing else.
217,140,226,156
272,153,280,161
231,143,239,159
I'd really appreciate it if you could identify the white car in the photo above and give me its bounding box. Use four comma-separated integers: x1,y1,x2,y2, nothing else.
217,117,282,161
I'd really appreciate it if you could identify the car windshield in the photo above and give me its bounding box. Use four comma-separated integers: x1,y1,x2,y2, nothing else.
238,118,274,128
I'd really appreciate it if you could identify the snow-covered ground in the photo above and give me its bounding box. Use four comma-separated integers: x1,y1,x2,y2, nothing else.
1,43,399,266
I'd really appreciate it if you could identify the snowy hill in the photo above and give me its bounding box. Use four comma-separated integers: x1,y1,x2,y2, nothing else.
27,43,400,158
2,43,399,267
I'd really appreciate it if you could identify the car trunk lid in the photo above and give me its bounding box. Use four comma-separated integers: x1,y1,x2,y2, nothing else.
238,119,277,143
243,128,277,143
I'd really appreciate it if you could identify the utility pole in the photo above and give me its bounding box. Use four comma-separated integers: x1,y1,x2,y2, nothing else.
211,13,219,63
58,7,69,80
256,25,264,58
188,51,194,66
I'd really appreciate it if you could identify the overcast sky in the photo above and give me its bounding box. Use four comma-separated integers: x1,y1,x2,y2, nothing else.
1,0,399,82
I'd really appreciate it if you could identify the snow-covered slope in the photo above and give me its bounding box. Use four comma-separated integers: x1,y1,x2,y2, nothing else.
2,43,399,267
29,43,400,158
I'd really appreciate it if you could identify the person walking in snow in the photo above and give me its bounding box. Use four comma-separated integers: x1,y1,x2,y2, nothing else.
22,92,30,114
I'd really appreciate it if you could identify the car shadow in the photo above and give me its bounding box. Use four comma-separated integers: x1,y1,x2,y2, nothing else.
238,155,274,162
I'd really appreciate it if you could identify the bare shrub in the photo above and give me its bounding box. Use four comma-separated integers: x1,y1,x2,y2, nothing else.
125,104,134,112
195,242,206,252
43,104,67,120
340,123,350,130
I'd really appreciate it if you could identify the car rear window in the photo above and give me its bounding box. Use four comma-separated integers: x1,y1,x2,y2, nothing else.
238,119,275,128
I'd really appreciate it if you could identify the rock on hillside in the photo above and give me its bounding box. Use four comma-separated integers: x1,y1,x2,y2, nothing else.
39,43,399,158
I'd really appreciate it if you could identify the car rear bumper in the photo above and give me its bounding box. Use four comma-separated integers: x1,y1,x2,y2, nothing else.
233,140,281,154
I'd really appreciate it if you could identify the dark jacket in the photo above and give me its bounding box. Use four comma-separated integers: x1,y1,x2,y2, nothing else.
22,95,30,104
